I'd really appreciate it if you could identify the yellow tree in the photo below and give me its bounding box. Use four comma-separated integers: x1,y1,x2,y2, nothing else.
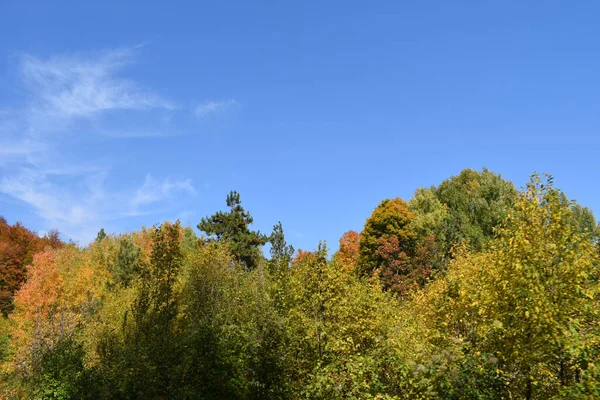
425,174,600,398
285,244,402,398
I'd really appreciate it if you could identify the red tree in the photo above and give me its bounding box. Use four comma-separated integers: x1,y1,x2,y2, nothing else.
375,235,437,298
0,217,62,315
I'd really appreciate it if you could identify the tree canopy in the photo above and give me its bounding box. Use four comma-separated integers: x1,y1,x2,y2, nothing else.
411,168,517,255
1,169,599,399
0,218,62,316
198,191,268,270
358,197,416,277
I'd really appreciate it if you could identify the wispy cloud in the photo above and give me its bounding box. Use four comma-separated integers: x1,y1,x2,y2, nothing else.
21,47,174,119
194,99,237,118
133,175,196,207
0,169,101,235
0,46,202,243
0,169,196,243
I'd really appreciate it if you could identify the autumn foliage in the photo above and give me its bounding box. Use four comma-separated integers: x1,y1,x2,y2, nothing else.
1,170,599,399
0,218,62,316
335,230,360,271
358,197,416,277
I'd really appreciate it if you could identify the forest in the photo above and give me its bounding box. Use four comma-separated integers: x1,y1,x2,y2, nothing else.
0,168,599,399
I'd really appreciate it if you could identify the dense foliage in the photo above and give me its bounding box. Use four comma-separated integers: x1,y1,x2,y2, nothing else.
0,168,599,399
0,218,62,316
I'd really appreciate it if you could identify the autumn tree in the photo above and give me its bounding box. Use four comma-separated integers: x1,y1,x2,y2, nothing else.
3,170,600,399
198,191,268,270
375,235,438,298
286,242,404,398
358,198,416,278
413,174,600,398
123,221,184,398
0,217,62,315
478,174,600,398
4,239,111,398
335,230,360,272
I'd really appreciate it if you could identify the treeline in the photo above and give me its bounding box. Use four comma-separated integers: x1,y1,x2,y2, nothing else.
0,169,599,399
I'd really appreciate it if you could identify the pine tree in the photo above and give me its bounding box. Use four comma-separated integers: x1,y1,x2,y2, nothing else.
198,191,268,270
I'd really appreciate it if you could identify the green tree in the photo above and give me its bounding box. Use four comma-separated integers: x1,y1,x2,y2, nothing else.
269,221,294,270
408,188,449,242
198,191,268,270
111,237,141,288
570,203,599,241
123,221,184,398
415,168,517,255
95,228,107,242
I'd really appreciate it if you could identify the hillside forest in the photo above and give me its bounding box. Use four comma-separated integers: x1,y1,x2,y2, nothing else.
0,168,599,399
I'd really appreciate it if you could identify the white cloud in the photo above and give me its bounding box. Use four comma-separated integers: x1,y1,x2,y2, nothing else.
0,169,98,229
0,46,202,243
194,99,237,118
21,47,174,119
0,169,196,243
133,175,196,207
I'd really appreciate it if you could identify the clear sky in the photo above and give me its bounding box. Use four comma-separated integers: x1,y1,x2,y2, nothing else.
0,1,598,251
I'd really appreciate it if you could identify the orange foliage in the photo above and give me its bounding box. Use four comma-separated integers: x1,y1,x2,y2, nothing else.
8,249,63,371
336,230,360,272
292,249,314,265
133,227,155,265
0,217,62,315
13,250,62,320
8,244,110,373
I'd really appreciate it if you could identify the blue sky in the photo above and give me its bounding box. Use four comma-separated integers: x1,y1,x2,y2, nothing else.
0,1,598,251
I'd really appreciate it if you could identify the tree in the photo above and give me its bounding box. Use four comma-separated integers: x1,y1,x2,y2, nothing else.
95,228,107,242
335,230,360,272
357,198,439,297
269,221,294,270
0,217,62,315
123,221,184,398
418,174,600,398
357,197,416,277
376,235,437,298
408,188,448,242
476,174,600,398
44,229,62,249
432,168,516,254
111,238,141,288
286,243,402,399
570,203,599,242
198,191,268,270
